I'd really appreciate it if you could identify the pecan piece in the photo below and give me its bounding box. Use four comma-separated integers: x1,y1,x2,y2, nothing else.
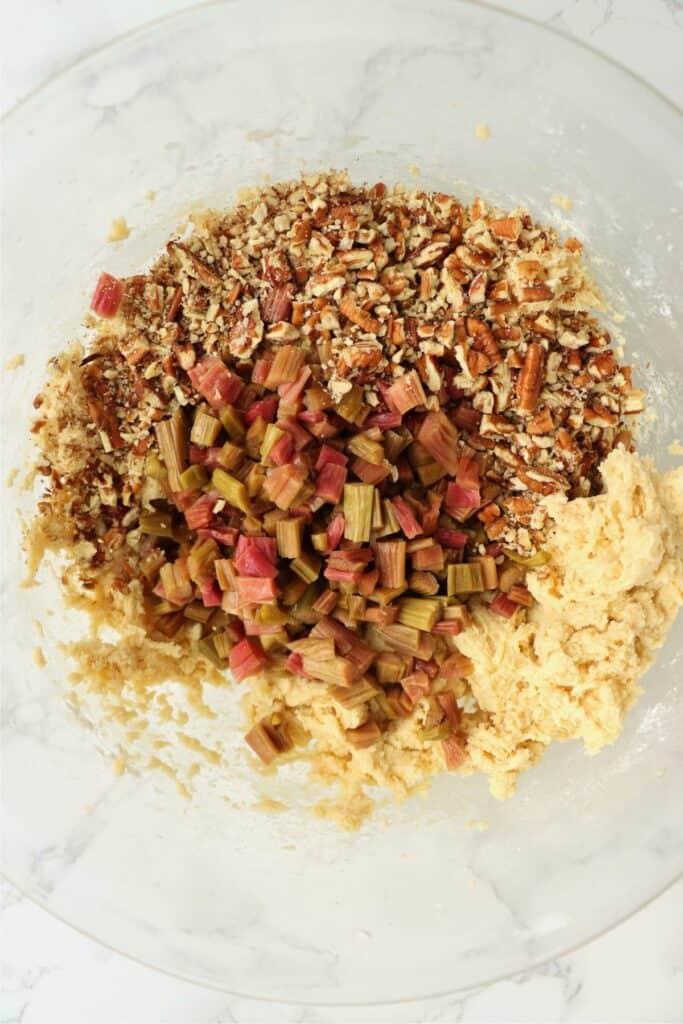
527,406,554,435
228,306,264,357
165,286,183,322
468,272,487,305
168,242,221,288
118,333,149,367
583,403,620,427
517,342,546,414
411,239,451,269
261,285,293,325
337,342,383,373
521,284,554,302
489,216,522,241
339,293,381,334
468,317,502,365
588,352,618,380
263,249,293,285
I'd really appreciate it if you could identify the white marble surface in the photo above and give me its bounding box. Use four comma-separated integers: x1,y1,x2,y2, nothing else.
2,1,682,1021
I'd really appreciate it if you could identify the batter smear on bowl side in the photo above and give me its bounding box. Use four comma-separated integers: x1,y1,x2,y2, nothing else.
27,172,683,826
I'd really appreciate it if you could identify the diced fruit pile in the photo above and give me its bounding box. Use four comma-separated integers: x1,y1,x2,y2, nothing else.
32,172,642,770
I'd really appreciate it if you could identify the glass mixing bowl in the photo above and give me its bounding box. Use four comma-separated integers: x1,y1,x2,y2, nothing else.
2,0,682,1005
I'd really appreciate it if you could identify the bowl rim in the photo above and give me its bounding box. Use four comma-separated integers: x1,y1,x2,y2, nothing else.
2,0,682,1006
2,0,681,127
2,866,681,1007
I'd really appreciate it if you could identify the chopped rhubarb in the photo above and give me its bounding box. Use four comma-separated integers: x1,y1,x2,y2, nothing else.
508,584,533,607
391,497,423,539
277,416,312,450
307,415,337,440
490,591,519,618
433,619,464,635
245,397,279,425
351,458,391,484
187,537,218,582
364,604,399,625
315,444,348,470
262,464,307,510
312,589,339,615
234,535,278,577
200,578,223,607
411,543,444,572
374,539,406,588
235,576,279,605
445,482,481,516
91,272,123,318
437,691,461,731
171,488,199,513
265,345,305,388
189,444,223,468
188,355,244,409
278,365,312,407
285,652,305,675
346,721,381,748
455,455,481,491
243,621,283,636
230,637,269,682
159,559,192,605
416,411,460,475
385,370,427,414
442,734,467,770
414,657,439,679
436,527,468,548
197,525,238,546
440,651,473,680
365,410,402,429
356,568,379,596
298,409,325,425
155,409,188,492
326,512,346,550
303,653,357,687
244,719,289,764
328,546,374,568
315,463,347,505
267,432,295,466
190,411,222,447
343,483,374,543
275,517,305,559
310,616,375,675
402,670,431,703
331,678,380,709
184,493,216,531
251,358,272,385
397,596,441,632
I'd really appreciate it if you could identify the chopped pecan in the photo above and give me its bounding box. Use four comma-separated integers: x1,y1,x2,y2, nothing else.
261,285,293,325
527,406,554,434
263,249,293,285
118,333,150,366
168,242,221,288
165,286,183,322
521,284,554,302
517,342,546,414
339,293,381,334
489,216,522,241
588,352,618,379
411,239,451,268
584,403,620,427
